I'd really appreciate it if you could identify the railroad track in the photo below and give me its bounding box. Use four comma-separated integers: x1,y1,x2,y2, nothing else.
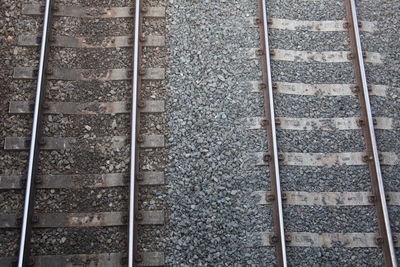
1,0,399,265
251,0,398,266
0,0,166,266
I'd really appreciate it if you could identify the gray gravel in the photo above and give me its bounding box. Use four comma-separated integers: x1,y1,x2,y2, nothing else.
270,30,351,52
0,190,23,214
165,0,275,265
5,106,133,139
267,0,345,20
277,130,365,153
138,225,166,252
274,94,361,118
57,0,131,7
34,188,128,213
36,141,130,175
375,130,400,152
389,205,400,231
272,61,355,83
168,24,260,49
284,206,379,233
0,151,28,177
41,114,131,137
31,227,127,255
53,18,132,36
280,165,372,192
0,230,19,257
48,48,131,69
287,247,384,267
382,166,400,192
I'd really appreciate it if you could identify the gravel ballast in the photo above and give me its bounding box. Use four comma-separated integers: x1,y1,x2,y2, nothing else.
165,0,275,264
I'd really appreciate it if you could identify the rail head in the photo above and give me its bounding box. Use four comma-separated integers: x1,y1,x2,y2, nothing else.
17,0,54,266
129,0,144,266
258,0,287,266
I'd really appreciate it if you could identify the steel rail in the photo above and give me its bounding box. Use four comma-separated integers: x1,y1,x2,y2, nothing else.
345,0,397,266
17,0,53,266
129,0,143,266
258,0,287,266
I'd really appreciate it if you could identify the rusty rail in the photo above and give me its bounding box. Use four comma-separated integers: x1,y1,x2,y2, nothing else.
344,0,397,266
257,0,287,266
